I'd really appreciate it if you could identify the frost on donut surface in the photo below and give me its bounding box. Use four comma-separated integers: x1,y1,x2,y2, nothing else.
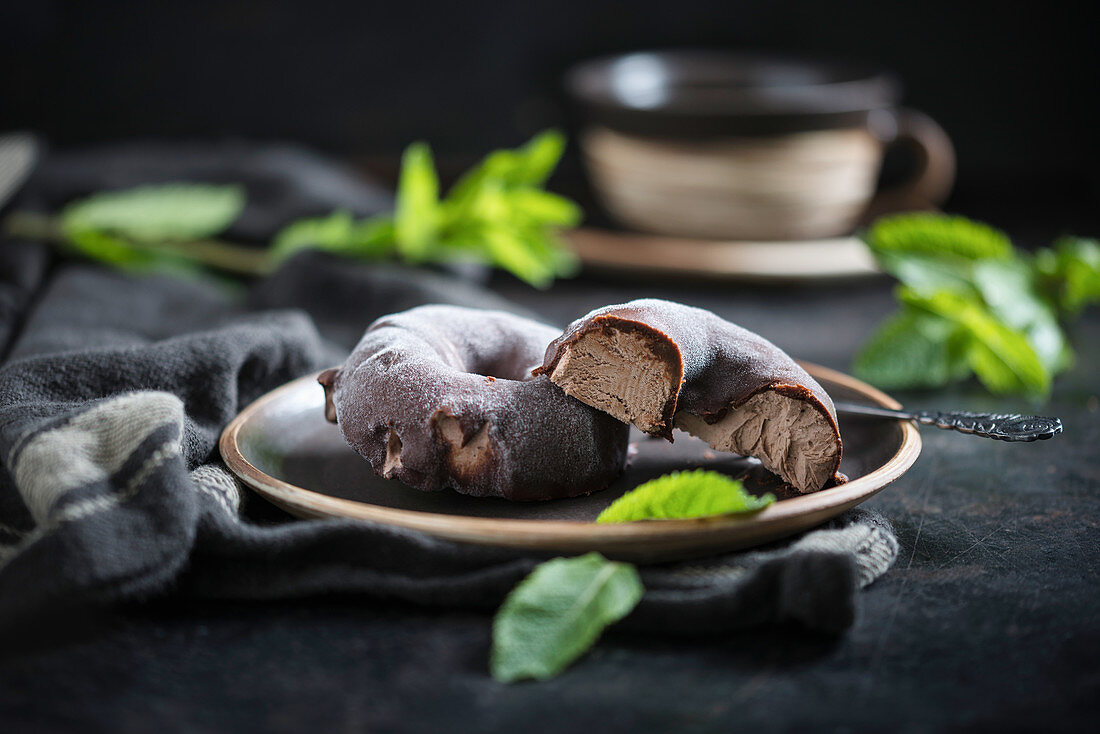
320,306,629,501
536,299,842,493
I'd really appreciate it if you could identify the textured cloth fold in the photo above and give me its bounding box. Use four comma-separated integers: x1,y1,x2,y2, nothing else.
0,142,898,632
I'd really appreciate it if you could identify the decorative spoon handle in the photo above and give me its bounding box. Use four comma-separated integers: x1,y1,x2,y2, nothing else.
833,402,1063,442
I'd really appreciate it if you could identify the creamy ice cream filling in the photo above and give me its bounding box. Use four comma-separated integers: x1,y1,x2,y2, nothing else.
544,327,677,435
544,329,839,493
674,391,840,493
433,414,493,479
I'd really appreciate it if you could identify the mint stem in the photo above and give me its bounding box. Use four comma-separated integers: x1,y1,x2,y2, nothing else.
3,211,275,277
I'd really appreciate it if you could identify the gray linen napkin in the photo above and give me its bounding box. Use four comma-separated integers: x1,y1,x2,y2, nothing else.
0,142,898,633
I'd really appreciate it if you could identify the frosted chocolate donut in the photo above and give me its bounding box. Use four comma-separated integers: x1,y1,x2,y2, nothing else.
319,306,629,501
534,299,842,493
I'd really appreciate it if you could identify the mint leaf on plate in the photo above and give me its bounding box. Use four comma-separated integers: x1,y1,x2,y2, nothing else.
854,307,971,390
61,183,245,242
596,469,775,524
490,553,643,683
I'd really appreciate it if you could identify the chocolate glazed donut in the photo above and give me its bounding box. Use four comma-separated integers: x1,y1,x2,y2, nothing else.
534,299,843,493
320,306,629,501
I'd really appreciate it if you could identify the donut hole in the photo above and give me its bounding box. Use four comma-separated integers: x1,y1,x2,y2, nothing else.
674,390,841,493
465,342,544,383
545,325,680,435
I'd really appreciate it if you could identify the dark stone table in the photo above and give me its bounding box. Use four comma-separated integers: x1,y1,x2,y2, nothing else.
2,273,1097,732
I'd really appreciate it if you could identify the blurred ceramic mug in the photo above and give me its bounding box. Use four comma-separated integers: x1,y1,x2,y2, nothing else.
565,51,955,241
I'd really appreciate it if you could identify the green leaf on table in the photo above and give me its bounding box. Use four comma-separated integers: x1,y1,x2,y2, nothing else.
393,142,440,261
971,259,1071,373
900,288,1051,397
873,252,977,296
271,210,395,261
866,213,1014,261
1034,236,1100,317
61,183,245,242
490,553,643,683
854,307,972,390
596,469,774,524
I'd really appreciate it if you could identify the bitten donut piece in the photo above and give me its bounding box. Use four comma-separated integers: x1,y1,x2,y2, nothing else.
535,299,842,493
320,306,629,501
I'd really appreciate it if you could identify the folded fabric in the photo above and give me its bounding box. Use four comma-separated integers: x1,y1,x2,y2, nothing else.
0,142,898,633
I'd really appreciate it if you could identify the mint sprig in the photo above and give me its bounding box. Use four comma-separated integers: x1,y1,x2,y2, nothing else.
855,213,1098,399
5,132,581,288
272,130,581,287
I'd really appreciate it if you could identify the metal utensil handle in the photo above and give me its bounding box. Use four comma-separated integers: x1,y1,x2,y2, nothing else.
911,410,1063,442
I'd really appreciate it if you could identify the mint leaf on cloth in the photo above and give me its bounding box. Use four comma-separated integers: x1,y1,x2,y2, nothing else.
490,553,643,682
60,183,245,242
854,307,971,390
596,469,775,524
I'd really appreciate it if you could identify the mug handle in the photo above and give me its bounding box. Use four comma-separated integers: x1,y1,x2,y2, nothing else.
863,108,956,221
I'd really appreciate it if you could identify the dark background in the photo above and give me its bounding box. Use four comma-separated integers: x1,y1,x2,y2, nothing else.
2,0,1098,235
2,3,1099,731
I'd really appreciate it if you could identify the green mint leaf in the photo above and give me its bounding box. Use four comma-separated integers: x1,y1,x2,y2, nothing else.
393,142,440,261
271,210,395,261
504,189,583,227
490,553,643,683
1034,236,1100,317
900,288,1051,397
65,228,208,279
971,259,1071,374
854,307,972,390
873,252,977,295
522,230,581,278
61,183,244,242
481,226,556,288
596,469,774,524
866,213,1014,261
508,129,566,186
450,130,565,201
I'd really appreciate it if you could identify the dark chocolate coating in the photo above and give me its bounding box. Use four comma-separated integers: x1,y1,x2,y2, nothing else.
536,298,842,473
321,306,629,501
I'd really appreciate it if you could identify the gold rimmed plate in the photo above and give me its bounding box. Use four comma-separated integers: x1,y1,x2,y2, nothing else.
220,363,920,561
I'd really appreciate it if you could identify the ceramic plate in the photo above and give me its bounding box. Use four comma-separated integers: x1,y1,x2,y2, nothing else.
220,363,920,561
566,227,879,282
